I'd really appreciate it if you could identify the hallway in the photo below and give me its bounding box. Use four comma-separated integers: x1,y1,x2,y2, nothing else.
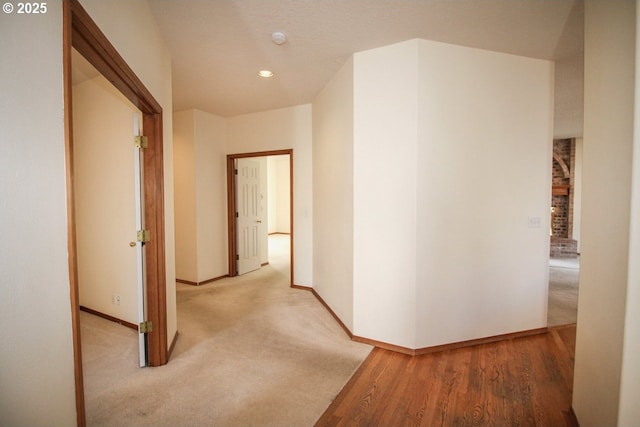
80,235,371,426
548,257,579,327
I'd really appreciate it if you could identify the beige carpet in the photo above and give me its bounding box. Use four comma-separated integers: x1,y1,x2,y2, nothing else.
81,235,372,427
547,256,580,327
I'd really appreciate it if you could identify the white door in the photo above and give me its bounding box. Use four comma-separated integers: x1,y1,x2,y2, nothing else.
236,158,262,275
133,113,147,367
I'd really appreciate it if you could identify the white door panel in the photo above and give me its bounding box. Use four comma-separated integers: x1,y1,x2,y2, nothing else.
133,113,147,367
236,158,262,275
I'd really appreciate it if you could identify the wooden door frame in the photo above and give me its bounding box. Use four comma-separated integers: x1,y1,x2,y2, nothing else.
63,1,168,425
227,150,294,284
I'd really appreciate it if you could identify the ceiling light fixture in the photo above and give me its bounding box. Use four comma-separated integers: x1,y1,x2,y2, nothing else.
258,70,274,78
271,31,287,45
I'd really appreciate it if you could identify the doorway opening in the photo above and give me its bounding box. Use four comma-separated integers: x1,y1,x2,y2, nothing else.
548,138,581,327
227,150,294,285
64,1,168,424
71,46,148,367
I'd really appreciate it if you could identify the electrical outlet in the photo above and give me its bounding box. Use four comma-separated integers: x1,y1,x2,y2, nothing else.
112,294,121,305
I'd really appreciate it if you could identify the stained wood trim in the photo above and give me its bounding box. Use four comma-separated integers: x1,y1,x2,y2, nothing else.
289,152,294,285
351,335,415,356
568,406,581,427
302,286,354,339
352,327,549,357
227,149,294,284
68,1,161,114
176,279,198,286
553,184,571,196
79,306,138,330
176,275,228,286
62,2,85,426
142,111,168,367
167,331,180,361
412,327,548,355
231,150,294,159
304,284,549,357
199,275,228,285
226,155,236,277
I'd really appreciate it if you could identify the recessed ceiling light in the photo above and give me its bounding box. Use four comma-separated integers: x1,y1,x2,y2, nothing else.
258,70,274,78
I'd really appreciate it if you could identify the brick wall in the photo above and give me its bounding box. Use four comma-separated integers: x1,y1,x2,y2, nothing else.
552,139,574,238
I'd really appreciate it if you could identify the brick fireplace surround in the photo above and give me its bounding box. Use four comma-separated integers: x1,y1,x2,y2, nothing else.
551,139,578,258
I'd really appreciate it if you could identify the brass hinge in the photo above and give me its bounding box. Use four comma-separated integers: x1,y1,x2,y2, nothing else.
236,254,239,261
137,229,151,243
134,135,148,149
234,169,238,175
139,320,153,333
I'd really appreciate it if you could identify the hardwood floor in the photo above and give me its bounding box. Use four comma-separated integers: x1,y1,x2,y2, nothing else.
316,325,577,427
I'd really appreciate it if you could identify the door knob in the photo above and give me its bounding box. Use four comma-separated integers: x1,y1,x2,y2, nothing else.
257,220,262,223
129,242,137,247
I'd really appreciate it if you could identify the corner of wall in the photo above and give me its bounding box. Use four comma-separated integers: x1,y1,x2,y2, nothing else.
352,39,419,349
574,1,637,425
312,55,355,331
0,3,77,425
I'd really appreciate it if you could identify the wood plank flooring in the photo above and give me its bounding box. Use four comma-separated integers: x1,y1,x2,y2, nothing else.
316,325,577,427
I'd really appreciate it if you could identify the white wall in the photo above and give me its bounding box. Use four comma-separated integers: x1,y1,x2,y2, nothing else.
255,156,269,264
73,75,140,324
619,3,640,423
174,106,308,284
227,105,313,286
276,157,291,233
554,53,584,139
573,1,637,426
268,155,291,234
78,0,177,348
349,39,552,349
268,157,279,234
0,3,78,425
173,110,198,281
174,109,228,283
353,42,418,347
414,40,552,347
313,58,356,330
194,110,228,281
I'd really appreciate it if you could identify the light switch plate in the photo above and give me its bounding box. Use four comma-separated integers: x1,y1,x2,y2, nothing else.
528,216,541,228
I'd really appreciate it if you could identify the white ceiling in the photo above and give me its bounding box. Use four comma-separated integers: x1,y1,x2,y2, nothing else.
148,0,583,134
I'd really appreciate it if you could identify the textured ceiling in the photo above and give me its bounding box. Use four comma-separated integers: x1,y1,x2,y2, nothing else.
150,0,583,132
